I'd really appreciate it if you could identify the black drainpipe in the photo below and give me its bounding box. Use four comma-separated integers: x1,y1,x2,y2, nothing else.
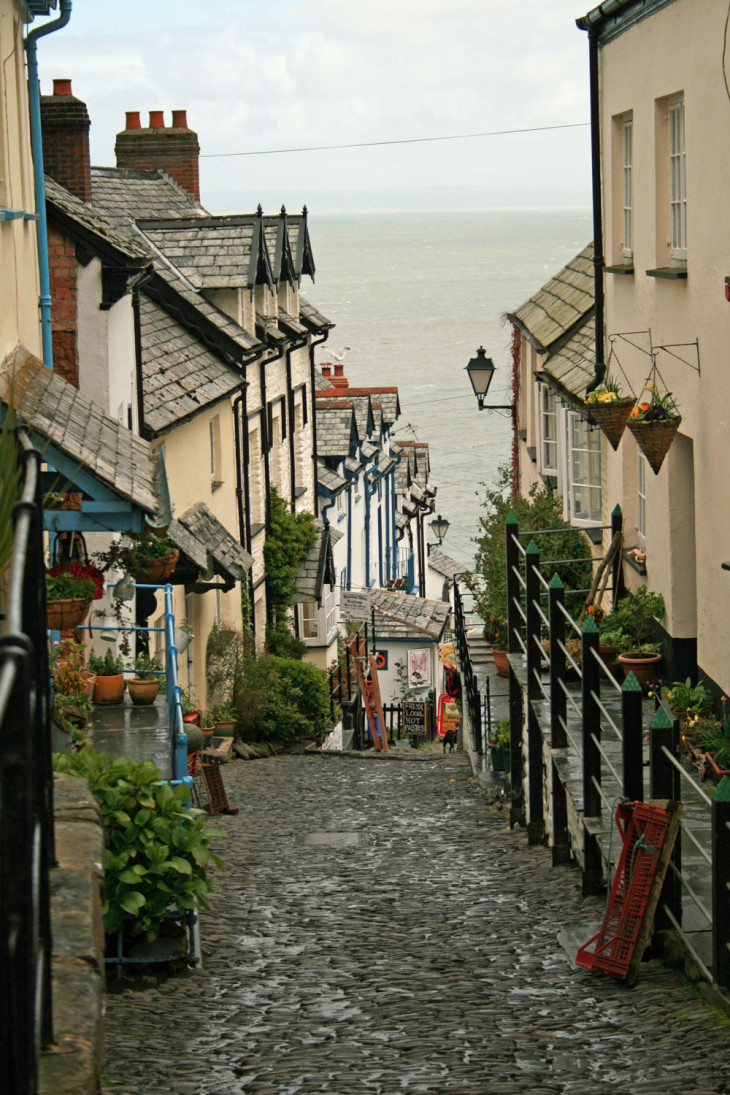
285,347,297,513
129,264,154,437
233,380,257,646
584,22,606,396
309,331,330,517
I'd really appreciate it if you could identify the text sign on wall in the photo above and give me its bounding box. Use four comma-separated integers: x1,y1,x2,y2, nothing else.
403,700,427,736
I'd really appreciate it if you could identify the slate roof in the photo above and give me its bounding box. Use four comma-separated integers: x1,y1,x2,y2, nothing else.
299,299,333,332
138,216,259,290
2,345,159,515
427,548,466,581
539,322,596,404
293,522,339,604
346,588,450,641
507,243,594,354
315,406,357,457
318,463,347,494
139,295,241,435
174,502,253,581
361,441,378,460
45,177,150,260
91,166,204,223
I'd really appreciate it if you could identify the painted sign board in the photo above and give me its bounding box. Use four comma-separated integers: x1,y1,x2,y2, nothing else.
341,591,370,619
403,700,427,736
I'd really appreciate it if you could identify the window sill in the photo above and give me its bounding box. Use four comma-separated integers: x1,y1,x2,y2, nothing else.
295,486,307,498
211,479,224,492
526,446,537,464
646,266,687,280
623,547,647,576
250,522,266,539
604,264,634,275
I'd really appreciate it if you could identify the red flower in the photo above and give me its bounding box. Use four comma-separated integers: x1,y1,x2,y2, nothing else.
48,561,105,599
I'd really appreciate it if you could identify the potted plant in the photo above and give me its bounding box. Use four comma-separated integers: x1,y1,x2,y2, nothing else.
181,686,201,726
489,716,511,772
661,677,715,723
45,566,97,631
599,586,665,685
585,377,636,450
209,701,237,736
88,648,126,705
484,613,510,677
127,651,164,706
94,531,179,585
626,378,681,474
52,639,94,748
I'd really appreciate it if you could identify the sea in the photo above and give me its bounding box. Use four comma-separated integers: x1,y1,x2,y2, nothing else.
304,207,592,571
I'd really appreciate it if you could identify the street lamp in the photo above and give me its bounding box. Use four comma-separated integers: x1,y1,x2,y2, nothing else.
430,513,449,545
465,347,512,411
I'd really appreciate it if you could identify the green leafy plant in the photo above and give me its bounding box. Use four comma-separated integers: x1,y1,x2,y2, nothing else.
585,377,630,405
45,569,96,602
263,487,317,654
210,701,236,724
53,746,223,941
133,651,165,687
52,638,93,745
662,677,715,717
88,648,125,676
269,656,329,741
491,716,511,748
628,380,679,422
599,585,665,654
465,463,592,641
94,531,176,577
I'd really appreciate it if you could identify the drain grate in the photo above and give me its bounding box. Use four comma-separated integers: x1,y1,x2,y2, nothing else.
303,831,363,847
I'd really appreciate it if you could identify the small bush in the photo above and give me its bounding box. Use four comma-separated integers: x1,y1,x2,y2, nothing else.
53,746,223,941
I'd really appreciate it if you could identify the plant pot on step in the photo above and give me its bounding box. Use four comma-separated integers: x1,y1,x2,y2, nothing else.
93,673,126,705
491,648,509,678
617,651,662,685
213,720,236,737
705,752,730,782
47,597,92,632
489,744,511,772
587,398,636,450
627,417,682,475
127,677,159,706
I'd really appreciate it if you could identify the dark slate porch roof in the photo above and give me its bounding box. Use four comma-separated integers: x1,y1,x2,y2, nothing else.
347,588,450,641
506,243,594,355
170,502,252,583
293,522,340,604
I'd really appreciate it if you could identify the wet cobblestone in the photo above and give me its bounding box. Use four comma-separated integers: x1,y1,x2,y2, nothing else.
102,753,730,1094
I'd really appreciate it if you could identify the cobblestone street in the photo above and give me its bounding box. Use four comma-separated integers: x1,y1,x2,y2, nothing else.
102,753,730,1094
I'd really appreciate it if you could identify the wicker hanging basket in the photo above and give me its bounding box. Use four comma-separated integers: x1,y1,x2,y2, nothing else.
47,597,92,631
627,416,682,474
130,548,180,583
586,398,636,450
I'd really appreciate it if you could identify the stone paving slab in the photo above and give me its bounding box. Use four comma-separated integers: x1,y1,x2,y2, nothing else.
101,753,730,1094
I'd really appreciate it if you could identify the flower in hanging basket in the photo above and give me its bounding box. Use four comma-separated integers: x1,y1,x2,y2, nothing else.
585,380,636,450
45,568,97,603
627,382,682,473
47,559,105,600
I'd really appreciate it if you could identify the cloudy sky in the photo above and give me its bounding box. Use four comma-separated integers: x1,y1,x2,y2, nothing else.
38,0,593,213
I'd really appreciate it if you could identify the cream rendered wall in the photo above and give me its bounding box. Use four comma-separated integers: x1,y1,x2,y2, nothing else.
0,1,41,358
107,294,136,428
598,0,730,688
154,402,244,708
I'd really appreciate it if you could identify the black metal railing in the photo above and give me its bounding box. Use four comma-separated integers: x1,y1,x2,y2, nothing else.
503,507,730,989
0,431,54,1095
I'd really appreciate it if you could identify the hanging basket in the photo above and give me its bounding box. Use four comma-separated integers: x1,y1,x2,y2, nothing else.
586,398,636,451
130,549,180,584
627,416,682,474
47,597,92,631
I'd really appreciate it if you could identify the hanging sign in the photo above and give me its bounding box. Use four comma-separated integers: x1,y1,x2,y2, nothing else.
403,700,427,736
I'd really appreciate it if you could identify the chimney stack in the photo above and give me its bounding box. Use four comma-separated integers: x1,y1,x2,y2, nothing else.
331,362,348,388
40,79,92,202
321,364,332,377
114,108,201,202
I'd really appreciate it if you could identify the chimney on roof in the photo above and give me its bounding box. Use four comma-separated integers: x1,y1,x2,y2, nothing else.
40,78,92,202
114,108,200,201
331,362,348,388
321,364,332,377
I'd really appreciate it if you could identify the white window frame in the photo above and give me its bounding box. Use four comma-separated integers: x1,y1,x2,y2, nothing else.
564,410,602,526
637,451,647,548
668,97,686,260
622,116,633,260
537,384,558,475
300,601,319,639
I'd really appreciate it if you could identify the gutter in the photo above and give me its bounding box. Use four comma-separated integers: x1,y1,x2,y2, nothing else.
24,0,72,369
308,330,330,516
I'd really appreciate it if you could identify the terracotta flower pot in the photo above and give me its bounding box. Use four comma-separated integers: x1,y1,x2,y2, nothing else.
617,651,662,685
213,719,236,737
92,673,126,705
127,678,159,706
491,649,509,678
47,597,92,631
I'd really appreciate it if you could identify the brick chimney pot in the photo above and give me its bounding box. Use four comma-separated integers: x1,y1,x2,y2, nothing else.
125,111,141,130
171,110,188,128
149,110,165,129
53,78,73,96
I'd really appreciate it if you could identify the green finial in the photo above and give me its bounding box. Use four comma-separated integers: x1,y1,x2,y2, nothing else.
526,539,539,555
622,671,642,692
549,573,564,589
712,776,730,802
583,614,599,634
612,503,622,518
649,706,673,730
506,511,517,525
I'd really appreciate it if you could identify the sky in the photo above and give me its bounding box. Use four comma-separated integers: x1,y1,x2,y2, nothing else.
37,0,594,214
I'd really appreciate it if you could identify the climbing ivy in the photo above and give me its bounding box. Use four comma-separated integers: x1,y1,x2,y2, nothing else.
263,487,317,654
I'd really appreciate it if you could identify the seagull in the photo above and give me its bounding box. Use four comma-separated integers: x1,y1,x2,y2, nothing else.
330,346,356,362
